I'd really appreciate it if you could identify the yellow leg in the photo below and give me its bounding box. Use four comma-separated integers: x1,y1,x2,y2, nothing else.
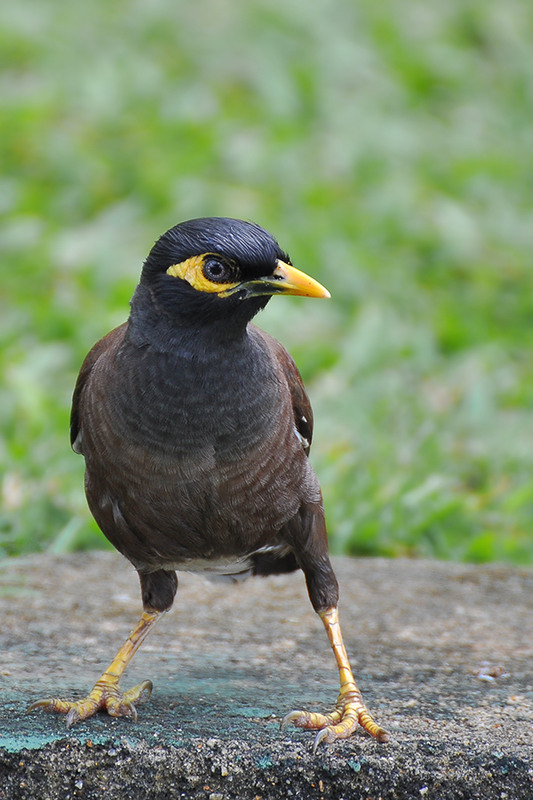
282,606,388,752
28,609,163,727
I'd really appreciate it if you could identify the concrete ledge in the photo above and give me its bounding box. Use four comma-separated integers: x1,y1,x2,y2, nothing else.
1,553,532,799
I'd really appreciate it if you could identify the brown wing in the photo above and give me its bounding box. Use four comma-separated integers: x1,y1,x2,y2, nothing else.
248,326,317,577
70,323,128,454
251,325,314,457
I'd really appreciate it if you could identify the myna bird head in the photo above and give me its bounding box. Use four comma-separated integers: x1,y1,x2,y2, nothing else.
136,218,329,331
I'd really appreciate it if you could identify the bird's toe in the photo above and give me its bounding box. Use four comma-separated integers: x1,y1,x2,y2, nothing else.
27,677,154,726
281,708,340,732
281,694,388,752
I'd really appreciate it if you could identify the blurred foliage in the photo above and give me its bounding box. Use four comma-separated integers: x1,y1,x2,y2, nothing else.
1,0,533,564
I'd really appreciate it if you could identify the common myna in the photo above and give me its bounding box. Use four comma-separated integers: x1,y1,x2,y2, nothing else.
29,217,387,750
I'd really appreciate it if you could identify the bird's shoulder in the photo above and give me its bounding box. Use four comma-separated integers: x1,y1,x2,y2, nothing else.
70,322,128,453
249,324,314,455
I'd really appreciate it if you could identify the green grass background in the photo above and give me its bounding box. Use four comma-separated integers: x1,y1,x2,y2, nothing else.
2,0,533,564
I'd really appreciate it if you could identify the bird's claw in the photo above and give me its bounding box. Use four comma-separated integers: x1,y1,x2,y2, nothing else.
281,709,342,753
280,710,302,731
27,678,153,726
281,692,388,752
313,727,331,754
281,708,337,731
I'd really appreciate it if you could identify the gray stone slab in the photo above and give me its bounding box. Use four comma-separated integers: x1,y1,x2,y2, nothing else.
0,553,532,798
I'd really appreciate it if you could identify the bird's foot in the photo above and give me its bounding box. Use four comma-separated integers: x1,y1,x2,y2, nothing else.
27,675,153,727
281,686,388,753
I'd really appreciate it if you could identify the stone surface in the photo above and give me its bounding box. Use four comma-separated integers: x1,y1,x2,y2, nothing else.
0,552,532,799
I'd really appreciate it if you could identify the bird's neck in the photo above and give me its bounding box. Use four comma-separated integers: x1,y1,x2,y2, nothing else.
126,283,258,354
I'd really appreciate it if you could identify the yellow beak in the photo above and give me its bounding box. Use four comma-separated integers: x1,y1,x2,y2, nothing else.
217,259,330,300
269,260,331,299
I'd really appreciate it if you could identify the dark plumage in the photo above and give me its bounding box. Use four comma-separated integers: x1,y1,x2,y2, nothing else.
29,217,387,750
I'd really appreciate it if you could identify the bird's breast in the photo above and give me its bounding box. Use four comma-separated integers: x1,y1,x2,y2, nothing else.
79,334,318,569
110,340,279,460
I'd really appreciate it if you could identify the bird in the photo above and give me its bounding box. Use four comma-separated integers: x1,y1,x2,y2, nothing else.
28,217,387,751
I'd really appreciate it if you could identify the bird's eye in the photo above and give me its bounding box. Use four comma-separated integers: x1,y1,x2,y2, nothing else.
203,258,233,283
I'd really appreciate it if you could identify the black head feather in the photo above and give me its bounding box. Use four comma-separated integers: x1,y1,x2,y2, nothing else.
142,217,289,282
130,218,290,340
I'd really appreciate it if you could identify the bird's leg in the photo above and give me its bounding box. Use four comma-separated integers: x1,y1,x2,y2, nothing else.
282,606,388,752
28,609,163,727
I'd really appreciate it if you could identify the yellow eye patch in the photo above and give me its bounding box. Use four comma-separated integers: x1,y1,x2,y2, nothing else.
166,254,240,295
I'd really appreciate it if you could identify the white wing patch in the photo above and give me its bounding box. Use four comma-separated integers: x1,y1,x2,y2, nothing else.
293,423,309,451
